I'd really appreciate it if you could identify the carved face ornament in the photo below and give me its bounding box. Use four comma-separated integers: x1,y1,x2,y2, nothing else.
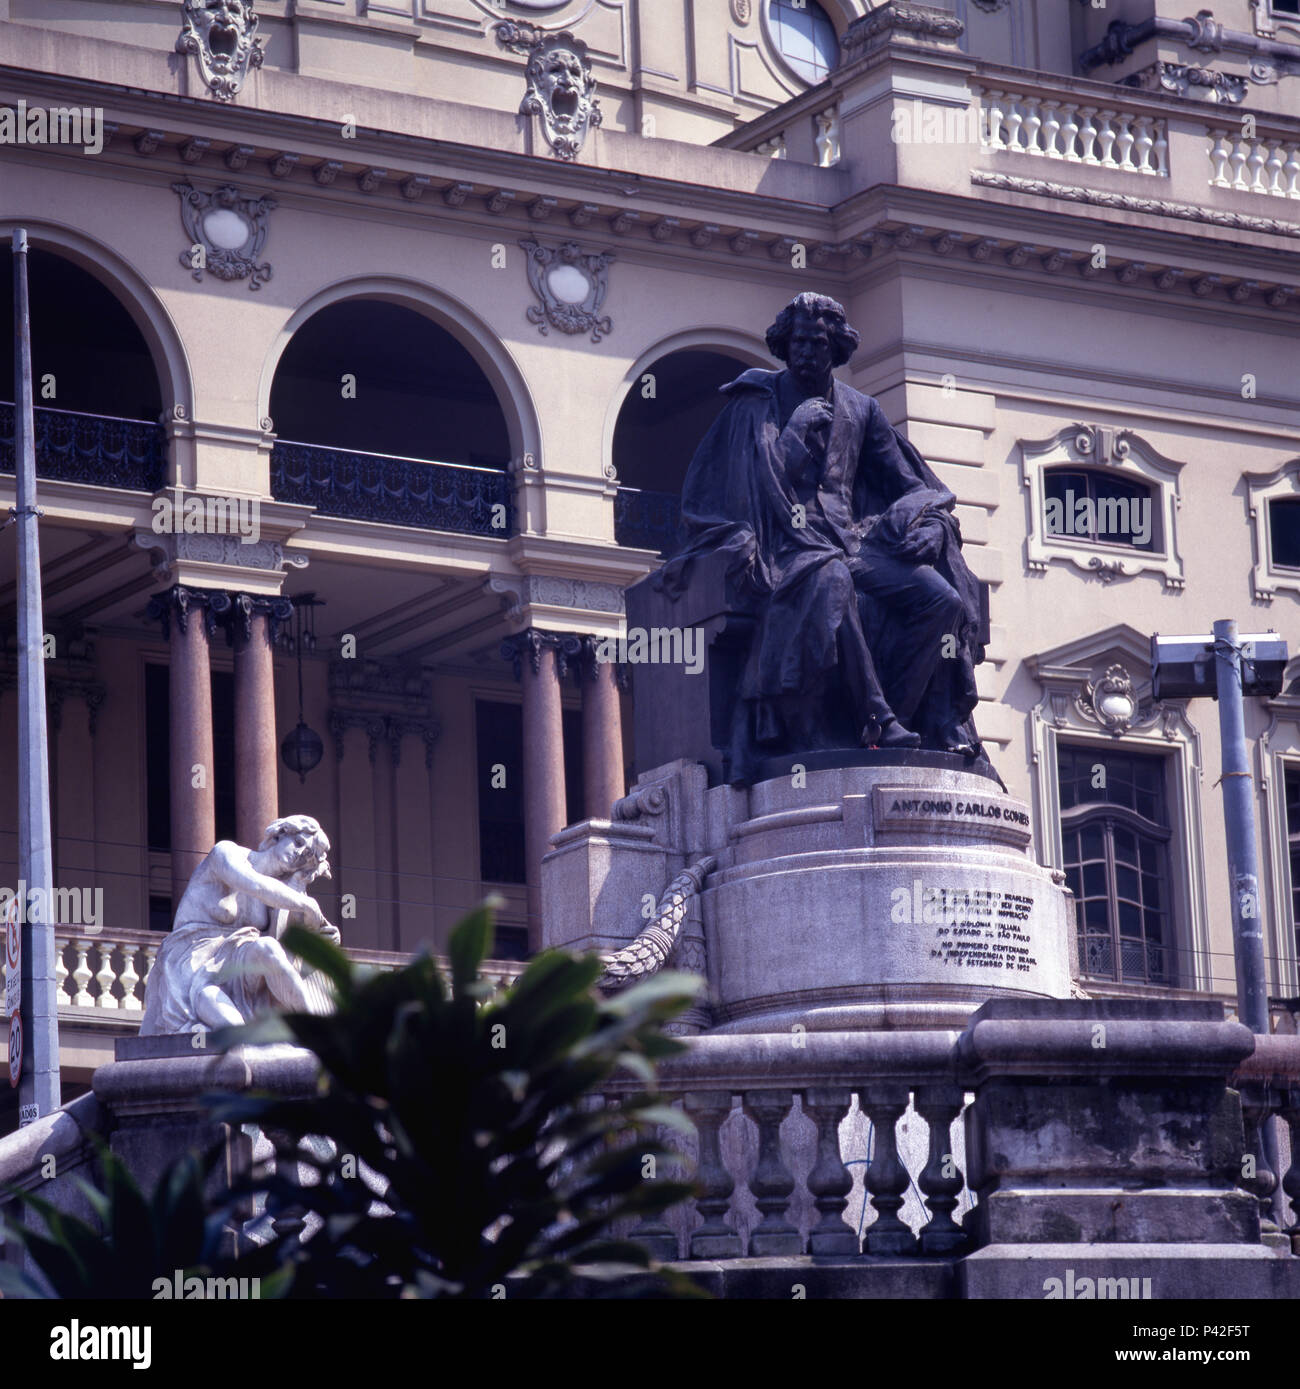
538,49,586,127
178,0,265,102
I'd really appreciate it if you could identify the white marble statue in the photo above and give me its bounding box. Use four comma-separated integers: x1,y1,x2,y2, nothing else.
140,814,339,1035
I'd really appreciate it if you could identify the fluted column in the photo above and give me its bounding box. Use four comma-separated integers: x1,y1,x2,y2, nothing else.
231,595,292,849
570,636,626,820
503,630,567,951
147,586,223,903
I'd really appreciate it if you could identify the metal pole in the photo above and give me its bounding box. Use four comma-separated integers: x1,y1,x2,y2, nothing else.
12,228,60,1119
1212,617,1270,1036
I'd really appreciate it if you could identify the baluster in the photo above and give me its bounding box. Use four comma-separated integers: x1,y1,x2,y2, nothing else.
1266,141,1286,195
684,1091,743,1259
984,91,1005,150
141,941,160,1001
804,1088,857,1255
1248,139,1268,193
1095,110,1117,167
55,938,70,1005
1077,107,1099,164
915,1087,967,1254
1230,135,1251,190
1115,114,1136,171
1208,130,1231,185
1004,100,1023,154
1041,100,1061,158
71,939,94,1006
741,1089,800,1256
1153,121,1169,176
1022,97,1043,155
120,944,142,1012
1280,1086,1300,1244
1133,116,1154,174
1285,144,1300,198
861,1083,917,1255
1239,1083,1279,1234
1061,103,1080,161
94,942,118,1009
630,1100,682,1261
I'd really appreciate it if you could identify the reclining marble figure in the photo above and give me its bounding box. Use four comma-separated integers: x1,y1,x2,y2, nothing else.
655,291,989,785
140,814,338,1035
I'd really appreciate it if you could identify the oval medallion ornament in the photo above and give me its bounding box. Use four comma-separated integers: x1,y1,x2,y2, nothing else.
731,0,753,23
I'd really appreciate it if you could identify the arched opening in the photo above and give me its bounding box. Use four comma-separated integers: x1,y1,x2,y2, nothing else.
0,246,165,490
612,347,755,554
267,299,514,536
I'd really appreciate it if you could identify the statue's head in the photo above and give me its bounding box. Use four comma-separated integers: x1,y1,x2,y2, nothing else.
525,37,595,130
258,814,331,885
765,293,861,389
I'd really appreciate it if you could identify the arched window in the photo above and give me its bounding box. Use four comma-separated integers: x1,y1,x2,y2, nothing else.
1042,466,1161,552
768,0,839,84
0,247,165,490
612,348,753,554
1058,746,1173,985
268,300,512,535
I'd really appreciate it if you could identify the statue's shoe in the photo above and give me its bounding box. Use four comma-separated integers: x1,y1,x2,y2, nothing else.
939,726,976,756
864,717,921,749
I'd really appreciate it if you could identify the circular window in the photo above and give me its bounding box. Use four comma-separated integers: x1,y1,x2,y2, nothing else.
767,0,839,84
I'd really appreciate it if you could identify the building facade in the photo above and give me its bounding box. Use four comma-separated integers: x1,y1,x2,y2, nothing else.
1,0,1299,1102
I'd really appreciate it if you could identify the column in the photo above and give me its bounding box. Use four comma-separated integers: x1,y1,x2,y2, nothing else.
577,636,625,820
149,586,218,904
232,595,284,850
506,631,566,952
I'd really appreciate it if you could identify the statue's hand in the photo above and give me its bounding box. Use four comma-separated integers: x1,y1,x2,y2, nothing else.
297,893,326,931
787,397,833,443
319,920,342,945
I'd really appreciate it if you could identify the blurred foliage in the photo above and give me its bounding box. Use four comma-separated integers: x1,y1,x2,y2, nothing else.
206,903,705,1298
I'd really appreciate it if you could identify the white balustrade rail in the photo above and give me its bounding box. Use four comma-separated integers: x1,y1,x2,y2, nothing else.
976,89,1168,176
1207,129,1300,198
1,929,524,1019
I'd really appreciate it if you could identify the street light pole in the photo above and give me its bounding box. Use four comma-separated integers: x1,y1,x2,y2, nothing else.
1211,618,1270,1036
12,228,61,1120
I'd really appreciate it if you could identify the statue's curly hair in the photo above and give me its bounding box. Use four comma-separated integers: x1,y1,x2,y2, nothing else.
764,292,860,367
259,814,331,885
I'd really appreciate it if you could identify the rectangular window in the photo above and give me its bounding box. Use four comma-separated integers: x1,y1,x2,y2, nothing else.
1058,745,1173,985
1285,765,1300,966
475,699,585,887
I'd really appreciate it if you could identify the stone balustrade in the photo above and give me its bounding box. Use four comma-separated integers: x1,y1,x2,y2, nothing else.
1207,129,1300,198
975,88,1168,176
0,930,524,1018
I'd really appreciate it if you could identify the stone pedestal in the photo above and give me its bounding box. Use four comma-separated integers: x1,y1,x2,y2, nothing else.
540,754,1074,1032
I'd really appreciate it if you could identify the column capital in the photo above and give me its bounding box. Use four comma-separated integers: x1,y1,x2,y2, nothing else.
144,584,231,641
560,633,631,690
228,592,295,648
500,628,566,681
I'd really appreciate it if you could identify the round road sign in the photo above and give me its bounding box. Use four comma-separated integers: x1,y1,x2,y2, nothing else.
8,1009,22,1089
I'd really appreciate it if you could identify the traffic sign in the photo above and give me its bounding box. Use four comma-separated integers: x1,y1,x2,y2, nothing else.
3,896,18,1018
8,1009,22,1090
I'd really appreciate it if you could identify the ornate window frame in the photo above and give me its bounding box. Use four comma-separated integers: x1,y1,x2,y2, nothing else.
1251,0,1300,44
1020,423,1185,591
1256,656,1300,997
1027,624,1211,990
1245,459,1300,602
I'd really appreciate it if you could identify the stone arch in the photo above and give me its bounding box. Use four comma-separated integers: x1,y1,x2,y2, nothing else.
602,326,771,490
257,277,541,471
0,217,194,422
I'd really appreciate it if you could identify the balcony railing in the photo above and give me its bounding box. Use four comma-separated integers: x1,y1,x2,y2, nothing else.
975,88,1169,175
0,402,166,492
614,485,681,556
21,927,525,1017
270,438,513,537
